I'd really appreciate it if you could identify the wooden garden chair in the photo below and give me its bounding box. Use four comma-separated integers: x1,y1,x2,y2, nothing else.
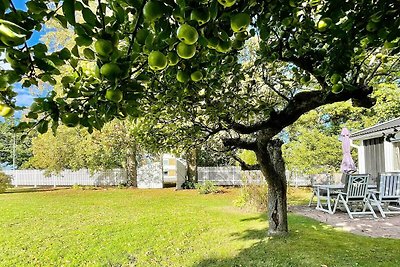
369,172,400,217
332,174,377,219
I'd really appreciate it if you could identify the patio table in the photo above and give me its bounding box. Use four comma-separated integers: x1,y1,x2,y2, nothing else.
311,185,344,214
309,184,377,214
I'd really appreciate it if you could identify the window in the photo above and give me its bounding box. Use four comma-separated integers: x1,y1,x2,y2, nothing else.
394,142,400,171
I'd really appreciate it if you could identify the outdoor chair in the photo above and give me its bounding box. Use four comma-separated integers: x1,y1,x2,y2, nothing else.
369,172,400,217
332,174,377,219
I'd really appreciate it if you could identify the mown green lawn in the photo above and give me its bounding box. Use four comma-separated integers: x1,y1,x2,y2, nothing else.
0,187,399,267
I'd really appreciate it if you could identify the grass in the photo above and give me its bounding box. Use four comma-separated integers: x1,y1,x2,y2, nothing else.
0,187,399,266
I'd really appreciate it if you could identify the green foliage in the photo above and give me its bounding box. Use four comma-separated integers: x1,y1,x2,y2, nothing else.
234,179,268,211
181,180,196,189
25,120,135,173
0,171,11,193
283,84,400,175
195,180,219,194
238,150,257,166
0,119,32,168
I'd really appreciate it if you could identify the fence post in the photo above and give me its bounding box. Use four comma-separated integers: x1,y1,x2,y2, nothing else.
34,171,37,188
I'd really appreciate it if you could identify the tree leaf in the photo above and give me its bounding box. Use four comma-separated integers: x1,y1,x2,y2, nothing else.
62,0,76,25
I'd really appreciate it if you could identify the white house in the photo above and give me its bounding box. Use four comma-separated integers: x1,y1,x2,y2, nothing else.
351,117,400,181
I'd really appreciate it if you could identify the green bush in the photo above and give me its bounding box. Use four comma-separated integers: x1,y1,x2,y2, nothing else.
0,171,12,193
195,180,219,194
181,180,196,189
234,178,268,211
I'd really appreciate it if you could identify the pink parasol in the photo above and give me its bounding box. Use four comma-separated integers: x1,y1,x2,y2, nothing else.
340,127,356,173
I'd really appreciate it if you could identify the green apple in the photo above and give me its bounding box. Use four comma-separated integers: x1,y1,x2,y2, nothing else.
190,70,203,82
148,51,168,71
177,24,199,45
366,21,378,32
190,8,210,26
173,8,185,23
216,39,232,53
136,28,149,45
224,55,235,64
207,37,220,49
317,18,332,32
143,0,164,21
300,74,310,84
61,113,80,127
177,42,196,59
100,63,121,79
235,31,249,41
331,83,344,94
217,0,236,8
330,73,342,84
231,13,251,32
94,39,114,56
167,52,179,66
105,89,123,103
0,104,14,117
176,70,190,83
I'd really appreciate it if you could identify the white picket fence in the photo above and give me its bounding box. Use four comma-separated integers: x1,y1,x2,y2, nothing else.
3,169,127,187
197,166,342,186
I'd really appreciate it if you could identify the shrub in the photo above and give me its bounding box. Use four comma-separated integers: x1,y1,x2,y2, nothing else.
0,171,12,193
234,178,268,211
181,180,196,189
195,180,219,194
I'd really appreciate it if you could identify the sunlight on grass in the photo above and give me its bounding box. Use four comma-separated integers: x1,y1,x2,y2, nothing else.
0,187,399,266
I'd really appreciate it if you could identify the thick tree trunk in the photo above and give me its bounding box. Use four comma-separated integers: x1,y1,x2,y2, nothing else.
255,138,288,236
126,141,137,187
186,148,198,183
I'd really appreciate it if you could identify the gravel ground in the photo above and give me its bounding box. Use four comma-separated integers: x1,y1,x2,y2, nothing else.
289,205,400,239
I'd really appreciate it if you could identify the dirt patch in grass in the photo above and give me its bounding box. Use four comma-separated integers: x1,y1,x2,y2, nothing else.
290,205,400,239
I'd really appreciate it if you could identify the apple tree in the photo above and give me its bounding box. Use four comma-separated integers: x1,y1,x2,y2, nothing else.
0,0,399,235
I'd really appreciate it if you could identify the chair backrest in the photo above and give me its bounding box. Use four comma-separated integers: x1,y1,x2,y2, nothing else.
378,173,400,201
345,174,370,201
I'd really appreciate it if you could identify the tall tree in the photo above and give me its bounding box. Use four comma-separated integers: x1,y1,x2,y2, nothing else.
0,0,399,235
0,118,32,168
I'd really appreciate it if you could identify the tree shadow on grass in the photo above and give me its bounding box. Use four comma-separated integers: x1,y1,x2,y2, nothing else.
4,186,67,194
193,214,400,267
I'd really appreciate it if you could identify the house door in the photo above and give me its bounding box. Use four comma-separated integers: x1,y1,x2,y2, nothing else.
363,137,385,182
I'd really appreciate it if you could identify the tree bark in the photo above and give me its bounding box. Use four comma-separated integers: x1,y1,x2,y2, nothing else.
186,148,198,183
255,137,288,236
126,141,137,187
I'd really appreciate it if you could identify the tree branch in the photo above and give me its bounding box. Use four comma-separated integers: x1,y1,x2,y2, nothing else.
232,154,260,170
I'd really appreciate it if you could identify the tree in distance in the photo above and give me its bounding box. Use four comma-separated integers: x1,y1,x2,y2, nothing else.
100,63,121,80
176,70,190,83
143,0,164,21
105,89,123,103
177,42,196,59
231,13,251,32
190,70,203,82
61,113,80,127
94,39,114,57
177,24,199,45
148,51,168,71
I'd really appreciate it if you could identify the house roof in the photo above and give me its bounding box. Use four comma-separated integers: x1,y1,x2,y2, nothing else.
351,117,400,140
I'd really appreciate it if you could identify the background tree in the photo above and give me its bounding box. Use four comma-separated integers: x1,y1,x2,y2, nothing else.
0,0,399,235
0,118,32,168
283,83,400,175
26,119,139,185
